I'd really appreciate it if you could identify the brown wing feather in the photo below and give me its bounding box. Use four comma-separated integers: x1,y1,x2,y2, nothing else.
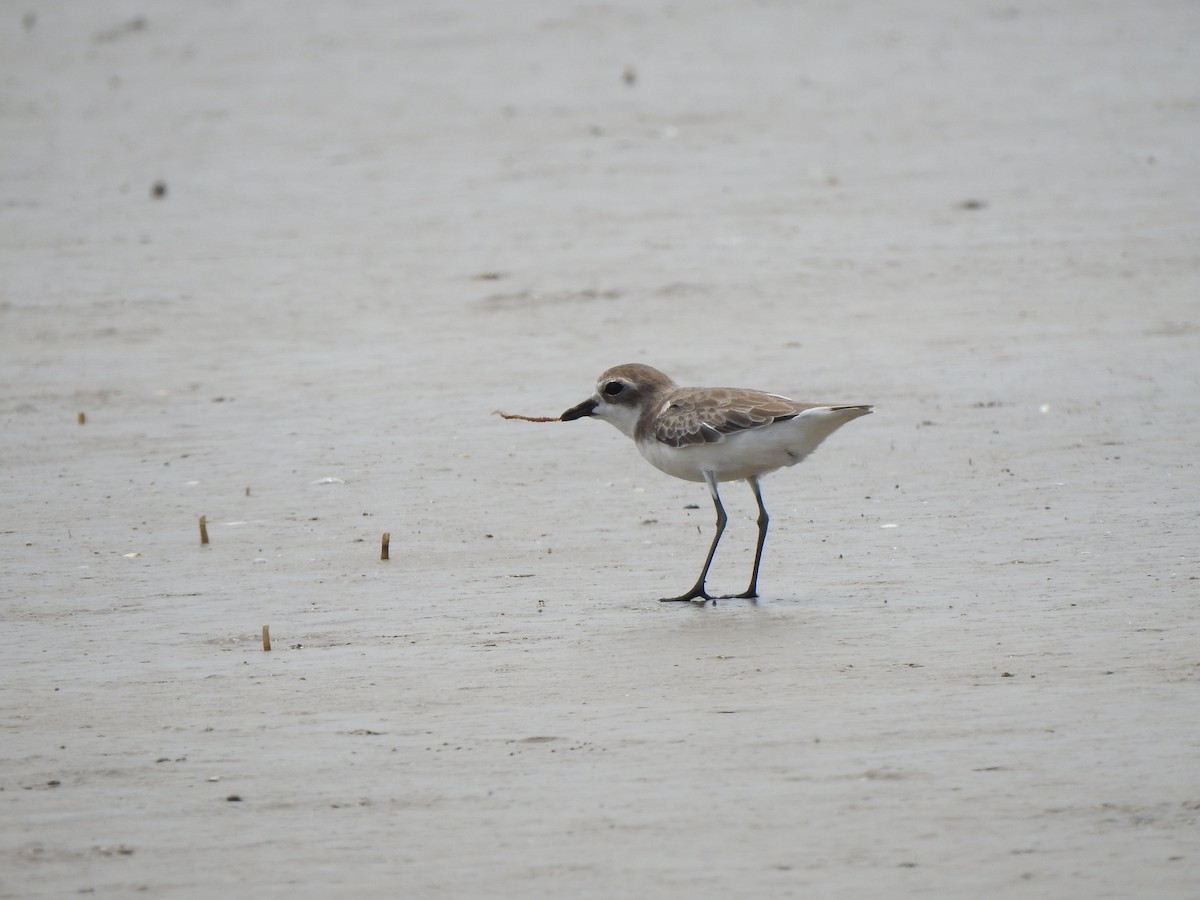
652,388,819,449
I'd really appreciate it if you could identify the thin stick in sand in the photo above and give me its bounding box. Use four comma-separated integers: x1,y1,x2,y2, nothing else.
262,625,271,652
199,515,209,545
77,411,86,425
381,532,390,561
494,411,561,422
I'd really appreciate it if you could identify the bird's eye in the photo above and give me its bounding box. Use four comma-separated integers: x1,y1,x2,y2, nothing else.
603,381,624,397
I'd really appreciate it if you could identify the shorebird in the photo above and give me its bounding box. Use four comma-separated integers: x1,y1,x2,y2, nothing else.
561,363,871,602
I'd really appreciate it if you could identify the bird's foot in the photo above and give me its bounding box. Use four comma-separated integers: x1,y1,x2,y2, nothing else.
659,585,712,603
717,588,759,600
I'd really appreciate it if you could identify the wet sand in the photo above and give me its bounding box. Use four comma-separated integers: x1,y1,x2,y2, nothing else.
2,2,1198,897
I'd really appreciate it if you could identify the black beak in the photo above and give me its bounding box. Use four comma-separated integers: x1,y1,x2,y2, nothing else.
561,398,598,421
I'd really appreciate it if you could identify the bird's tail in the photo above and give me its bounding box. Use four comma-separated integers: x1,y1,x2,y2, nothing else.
781,405,872,463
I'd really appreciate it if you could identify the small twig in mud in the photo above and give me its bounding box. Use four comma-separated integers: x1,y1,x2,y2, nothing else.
199,515,209,545
262,625,271,652
381,532,390,561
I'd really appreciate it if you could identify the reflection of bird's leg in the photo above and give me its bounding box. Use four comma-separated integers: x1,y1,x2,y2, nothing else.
723,476,768,600
660,471,723,602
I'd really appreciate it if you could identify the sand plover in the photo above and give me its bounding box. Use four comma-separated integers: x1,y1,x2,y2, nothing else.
561,364,872,602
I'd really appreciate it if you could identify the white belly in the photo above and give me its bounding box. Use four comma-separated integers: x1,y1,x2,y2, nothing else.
635,406,869,483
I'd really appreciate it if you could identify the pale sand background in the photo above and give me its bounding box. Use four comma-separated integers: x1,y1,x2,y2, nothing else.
2,2,1198,897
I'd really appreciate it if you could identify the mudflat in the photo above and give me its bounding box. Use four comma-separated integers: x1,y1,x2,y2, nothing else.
2,2,1197,897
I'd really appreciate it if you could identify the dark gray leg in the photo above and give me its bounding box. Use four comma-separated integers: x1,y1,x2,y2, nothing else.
660,471,723,602
722,476,768,599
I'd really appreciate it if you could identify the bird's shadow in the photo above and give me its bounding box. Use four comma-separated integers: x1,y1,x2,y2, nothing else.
665,593,819,610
